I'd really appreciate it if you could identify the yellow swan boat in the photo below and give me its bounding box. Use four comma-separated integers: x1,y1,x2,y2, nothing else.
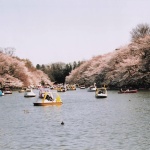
33,91,62,106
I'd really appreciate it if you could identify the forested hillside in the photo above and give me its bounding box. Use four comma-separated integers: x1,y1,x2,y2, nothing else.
1,24,150,89
66,24,150,89
36,61,83,84
0,52,51,88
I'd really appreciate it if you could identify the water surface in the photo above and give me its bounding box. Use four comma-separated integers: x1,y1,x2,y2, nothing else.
0,89,150,150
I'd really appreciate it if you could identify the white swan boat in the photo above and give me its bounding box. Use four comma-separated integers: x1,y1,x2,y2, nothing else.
87,83,97,92
87,86,97,92
24,89,36,97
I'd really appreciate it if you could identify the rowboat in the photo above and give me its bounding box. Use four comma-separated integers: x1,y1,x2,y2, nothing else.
118,89,138,94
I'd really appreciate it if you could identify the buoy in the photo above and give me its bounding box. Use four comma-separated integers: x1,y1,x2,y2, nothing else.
61,121,64,125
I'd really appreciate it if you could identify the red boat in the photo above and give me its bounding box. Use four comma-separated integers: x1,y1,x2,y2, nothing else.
118,89,138,94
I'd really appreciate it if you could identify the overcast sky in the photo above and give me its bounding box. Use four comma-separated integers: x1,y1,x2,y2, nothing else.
0,0,150,66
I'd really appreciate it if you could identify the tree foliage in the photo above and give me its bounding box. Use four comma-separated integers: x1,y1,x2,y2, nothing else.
130,23,150,41
36,61,82,84
66,37,150,89
24,59,36,71
0,52,51,87
36,64,41,70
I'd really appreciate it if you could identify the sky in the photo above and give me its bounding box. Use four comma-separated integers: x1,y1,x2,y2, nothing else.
0,0,150,66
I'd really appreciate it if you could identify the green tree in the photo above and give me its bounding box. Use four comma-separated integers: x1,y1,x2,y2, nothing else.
36,64,41,70
41,64,46,72
37,61,82,84
63,64,71,77
73,61,77,69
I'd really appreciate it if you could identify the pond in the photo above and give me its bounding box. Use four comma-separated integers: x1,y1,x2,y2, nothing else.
0,89,150,150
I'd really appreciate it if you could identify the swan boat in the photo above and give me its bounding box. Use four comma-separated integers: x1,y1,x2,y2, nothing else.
66,84,76,90
0,90,4,96
87,86,97,92
95,87,107,98
24,89,36,97
33,91,62,106
39,88,52,98
57,86,66,92
87,83,96,92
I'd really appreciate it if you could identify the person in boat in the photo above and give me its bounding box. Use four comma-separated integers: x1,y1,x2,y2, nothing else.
98,90,103,94
46,94,53,101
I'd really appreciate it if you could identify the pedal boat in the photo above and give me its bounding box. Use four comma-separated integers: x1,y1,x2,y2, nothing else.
95,87,107,98
33,92,62,106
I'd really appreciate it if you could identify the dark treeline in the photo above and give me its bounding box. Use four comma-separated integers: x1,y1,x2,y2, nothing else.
36,61,84,84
